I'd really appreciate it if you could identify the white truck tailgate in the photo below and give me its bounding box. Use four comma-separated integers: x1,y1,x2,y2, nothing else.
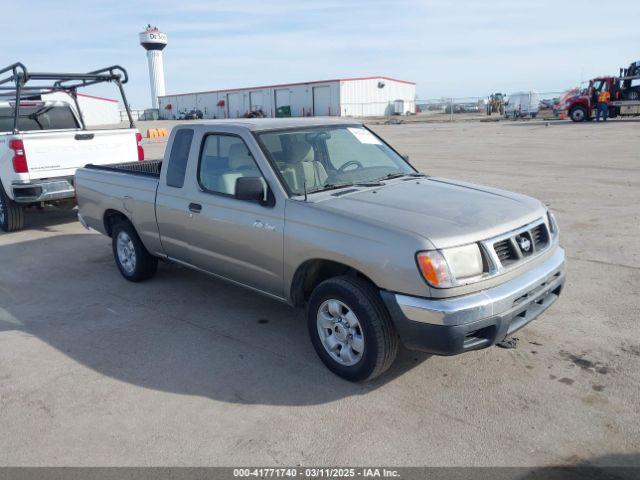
21,129,138,179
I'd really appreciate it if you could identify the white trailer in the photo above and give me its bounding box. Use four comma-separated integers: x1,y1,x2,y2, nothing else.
505,91,540,119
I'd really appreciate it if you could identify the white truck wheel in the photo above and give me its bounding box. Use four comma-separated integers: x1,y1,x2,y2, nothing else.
0,185,24,232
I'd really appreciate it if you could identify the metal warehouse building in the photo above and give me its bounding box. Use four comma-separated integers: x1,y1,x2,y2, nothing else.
157,76,416,119
43,92,121,126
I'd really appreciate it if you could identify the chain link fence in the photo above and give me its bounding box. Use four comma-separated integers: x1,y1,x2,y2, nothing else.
119,109,162,122
414,91,569,121
122,91,573,123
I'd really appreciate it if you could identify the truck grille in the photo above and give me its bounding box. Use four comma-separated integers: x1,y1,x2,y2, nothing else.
530,223,548,248
491,220,552,268
493,239,517,266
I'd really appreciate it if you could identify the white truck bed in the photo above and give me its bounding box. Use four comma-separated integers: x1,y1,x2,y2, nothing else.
2,126,141,203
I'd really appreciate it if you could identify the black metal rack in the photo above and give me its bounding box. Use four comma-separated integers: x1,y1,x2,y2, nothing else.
0,62,135,133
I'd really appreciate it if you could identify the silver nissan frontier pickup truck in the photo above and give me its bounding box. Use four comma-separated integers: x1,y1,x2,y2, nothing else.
75,118,565,381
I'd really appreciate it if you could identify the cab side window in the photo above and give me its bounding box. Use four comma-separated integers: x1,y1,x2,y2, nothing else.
198,134,263,196
166,129,194,188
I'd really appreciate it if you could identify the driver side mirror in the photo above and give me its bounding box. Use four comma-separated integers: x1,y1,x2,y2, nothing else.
235,177,265,203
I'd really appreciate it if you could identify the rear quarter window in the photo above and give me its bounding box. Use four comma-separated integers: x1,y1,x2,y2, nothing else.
166,129,194,188
0,105,79,132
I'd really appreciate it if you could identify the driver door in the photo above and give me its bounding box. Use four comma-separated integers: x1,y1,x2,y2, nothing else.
184,132,285,298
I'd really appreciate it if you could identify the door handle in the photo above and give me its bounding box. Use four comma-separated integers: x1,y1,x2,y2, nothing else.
74,133,94,140
188,203,202,213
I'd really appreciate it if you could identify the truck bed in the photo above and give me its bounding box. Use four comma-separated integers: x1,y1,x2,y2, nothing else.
75,160,162,254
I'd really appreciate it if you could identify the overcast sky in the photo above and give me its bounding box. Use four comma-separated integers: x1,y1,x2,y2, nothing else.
5,0,640,107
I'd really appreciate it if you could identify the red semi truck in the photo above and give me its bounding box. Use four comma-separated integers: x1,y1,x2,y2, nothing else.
561,60,640,122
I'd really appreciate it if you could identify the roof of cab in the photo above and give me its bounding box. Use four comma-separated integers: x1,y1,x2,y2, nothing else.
185,117,361,132
0,100,70,108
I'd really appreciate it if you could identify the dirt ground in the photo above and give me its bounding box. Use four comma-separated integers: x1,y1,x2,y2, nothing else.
1,118,639,467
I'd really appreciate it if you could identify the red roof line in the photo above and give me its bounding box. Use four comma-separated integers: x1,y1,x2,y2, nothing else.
159,76,415,98
77,93,119,103
339,76,415,85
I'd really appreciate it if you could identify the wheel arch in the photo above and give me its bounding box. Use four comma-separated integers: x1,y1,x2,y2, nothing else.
103,209,132,237
290,258,378,308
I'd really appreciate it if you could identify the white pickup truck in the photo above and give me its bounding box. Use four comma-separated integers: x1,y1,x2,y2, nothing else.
0,63,143,232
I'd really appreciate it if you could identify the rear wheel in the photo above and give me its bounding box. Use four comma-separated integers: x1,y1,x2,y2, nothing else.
570,106,587,122
307,276,398,382
0,184,24,232
111,221,158,281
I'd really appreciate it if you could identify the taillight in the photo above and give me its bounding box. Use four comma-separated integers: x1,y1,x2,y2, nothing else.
135,132,145,161
9,139,28,173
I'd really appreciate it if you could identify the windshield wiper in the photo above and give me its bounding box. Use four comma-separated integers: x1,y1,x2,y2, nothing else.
307,180,383,195
375,172,426,182
307,182,355,194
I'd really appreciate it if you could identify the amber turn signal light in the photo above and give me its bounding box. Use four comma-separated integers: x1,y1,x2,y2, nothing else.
416,251,451,288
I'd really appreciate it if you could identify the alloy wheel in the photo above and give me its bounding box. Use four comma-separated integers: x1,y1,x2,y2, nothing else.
316,299,365,366
116,231,137,275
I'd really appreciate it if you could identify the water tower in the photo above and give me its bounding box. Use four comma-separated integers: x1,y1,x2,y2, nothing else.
139,25,167,109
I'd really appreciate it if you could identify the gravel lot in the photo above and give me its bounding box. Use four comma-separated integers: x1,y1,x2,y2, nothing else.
1,118,639,467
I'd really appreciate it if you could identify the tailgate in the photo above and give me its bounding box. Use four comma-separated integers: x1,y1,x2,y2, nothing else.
21,129,139,180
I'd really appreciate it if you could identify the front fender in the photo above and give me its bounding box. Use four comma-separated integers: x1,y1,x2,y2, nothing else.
283,201,433,301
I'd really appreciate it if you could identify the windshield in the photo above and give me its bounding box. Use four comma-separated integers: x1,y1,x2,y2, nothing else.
0,105,79,132
257,125,415,195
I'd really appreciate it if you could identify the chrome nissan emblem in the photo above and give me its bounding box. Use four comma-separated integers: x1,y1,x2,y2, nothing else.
518,236,532,252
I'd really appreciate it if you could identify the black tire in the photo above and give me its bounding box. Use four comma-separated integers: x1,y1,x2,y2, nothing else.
570,106,587,122
0,184,24,232
111,220,158,282
307,275,398,382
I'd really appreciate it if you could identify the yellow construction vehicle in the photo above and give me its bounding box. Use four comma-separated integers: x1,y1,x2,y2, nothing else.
486,93,506,115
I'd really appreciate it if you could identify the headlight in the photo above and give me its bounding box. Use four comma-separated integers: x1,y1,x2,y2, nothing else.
416,243,484,288
547,210,559,236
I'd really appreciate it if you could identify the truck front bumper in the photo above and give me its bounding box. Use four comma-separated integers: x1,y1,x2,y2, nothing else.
12,178,75,203
381,247,565,355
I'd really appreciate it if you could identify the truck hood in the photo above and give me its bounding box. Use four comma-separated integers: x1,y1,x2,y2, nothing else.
317,177,546,249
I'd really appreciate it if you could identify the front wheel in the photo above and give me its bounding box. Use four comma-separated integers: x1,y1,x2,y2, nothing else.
307,276,398,382
111,221,158,282
570,106,587,122
0,184,24,232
